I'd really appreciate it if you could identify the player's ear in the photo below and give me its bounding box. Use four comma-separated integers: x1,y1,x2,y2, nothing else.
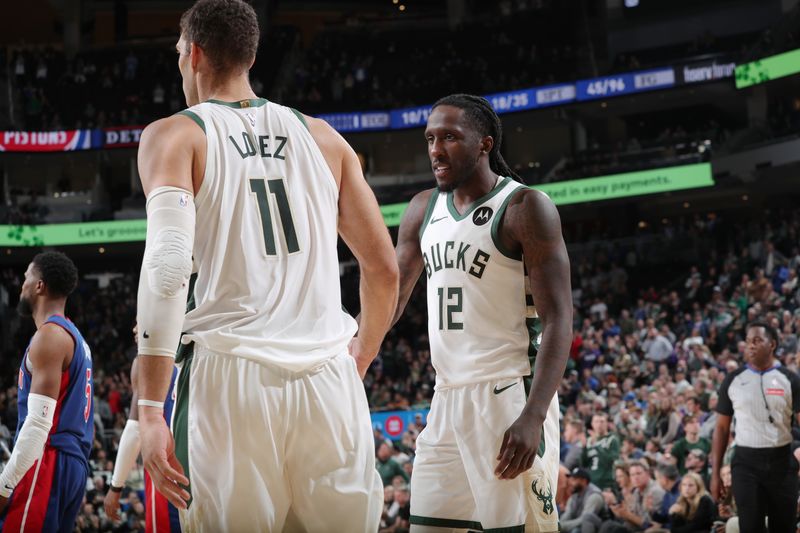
190,42,202,71
480,136,494,155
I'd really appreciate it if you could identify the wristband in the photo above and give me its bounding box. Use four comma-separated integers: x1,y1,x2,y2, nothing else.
110,485,123,493
137,399,165,409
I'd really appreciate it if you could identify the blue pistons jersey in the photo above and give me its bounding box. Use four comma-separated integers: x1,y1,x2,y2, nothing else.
2,314,94,532
16,315,94,465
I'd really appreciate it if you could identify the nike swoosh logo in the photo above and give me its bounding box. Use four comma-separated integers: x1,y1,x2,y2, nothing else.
493,382,518,395
143,331,150,339
430,216,447,224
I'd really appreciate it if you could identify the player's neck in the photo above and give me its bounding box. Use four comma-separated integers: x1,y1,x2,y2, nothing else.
451,168,499,210
33,301,65,329
198,72,258,104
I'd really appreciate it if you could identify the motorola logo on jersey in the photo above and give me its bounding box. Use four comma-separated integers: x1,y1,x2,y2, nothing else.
473,207,493,226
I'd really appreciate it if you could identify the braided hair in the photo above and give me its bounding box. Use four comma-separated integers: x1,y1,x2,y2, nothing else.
431,94,523,183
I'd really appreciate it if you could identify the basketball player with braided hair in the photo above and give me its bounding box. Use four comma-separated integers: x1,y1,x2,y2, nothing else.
393,94,571,532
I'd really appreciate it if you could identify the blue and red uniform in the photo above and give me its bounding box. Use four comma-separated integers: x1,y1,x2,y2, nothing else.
143,366,181,533
1,315,93,533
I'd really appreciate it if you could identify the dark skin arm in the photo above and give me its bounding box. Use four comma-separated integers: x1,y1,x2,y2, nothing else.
0,324,73,513
710,413,732,500
391,189,434,326
494,189,572,480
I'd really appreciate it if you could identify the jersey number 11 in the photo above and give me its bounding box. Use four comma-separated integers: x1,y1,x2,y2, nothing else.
249,177,300,256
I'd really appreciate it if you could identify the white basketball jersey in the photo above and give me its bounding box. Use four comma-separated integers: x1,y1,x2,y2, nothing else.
420,177,536,389
178,98,356,372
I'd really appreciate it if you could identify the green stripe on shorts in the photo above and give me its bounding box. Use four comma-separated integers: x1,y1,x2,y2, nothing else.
173,344,194,505
410,515,483,530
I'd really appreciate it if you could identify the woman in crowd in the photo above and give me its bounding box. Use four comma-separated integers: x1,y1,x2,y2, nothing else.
668,472,715,533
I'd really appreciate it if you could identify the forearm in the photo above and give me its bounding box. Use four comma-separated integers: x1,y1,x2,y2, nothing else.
357,266,399,358
0,394,55,496
110,420,142,488
711,426,729,478
522,313,571,421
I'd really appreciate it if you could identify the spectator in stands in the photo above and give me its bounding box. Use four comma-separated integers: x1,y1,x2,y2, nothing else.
560,467,606,533
582,412,620,490
670,415,711,474
601,460,665,533
668,472,715,533
562,418,586,470
375,442,409,487
649,463,681,530
643,328,673,363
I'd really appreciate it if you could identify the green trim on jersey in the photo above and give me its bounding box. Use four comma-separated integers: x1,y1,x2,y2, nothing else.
177,110,206,134
446,177,510,221
418,189,441,240
206,97,268,108
409,516,483,530
490,185,523,260
176,272,198,365
290,107,309,131
173,344,194,505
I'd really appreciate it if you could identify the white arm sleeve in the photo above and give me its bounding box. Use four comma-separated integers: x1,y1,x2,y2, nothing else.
137,186,195,357
0,393,55,497
110,419,141,488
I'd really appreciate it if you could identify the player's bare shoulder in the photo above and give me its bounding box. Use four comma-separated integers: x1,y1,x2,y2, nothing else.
503,187,563,244
29,322,75,368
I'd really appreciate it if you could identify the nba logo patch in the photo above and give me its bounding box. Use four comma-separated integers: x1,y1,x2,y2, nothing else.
179,193,189,207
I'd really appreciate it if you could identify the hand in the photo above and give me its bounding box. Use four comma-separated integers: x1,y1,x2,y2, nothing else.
609,502,624,518
495,415,542,480
602,489,617,506
669,502,683,515
139,414,190,509
718,504,732,518
104,489,122,522
0,495,7,514
644,493,653,510
348,338,371,379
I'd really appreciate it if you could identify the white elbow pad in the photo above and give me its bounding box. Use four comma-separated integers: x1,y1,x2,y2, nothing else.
110,419,141,488
0,393,56,497
137,186,195,357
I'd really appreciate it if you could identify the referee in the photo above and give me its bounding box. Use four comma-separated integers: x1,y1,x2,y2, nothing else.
711,321,800,533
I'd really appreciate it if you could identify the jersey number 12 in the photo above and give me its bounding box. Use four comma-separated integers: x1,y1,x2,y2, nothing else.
249,177,300,256
437,287,464,330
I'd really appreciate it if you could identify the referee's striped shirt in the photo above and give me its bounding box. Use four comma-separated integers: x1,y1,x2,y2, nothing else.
717,363,800,448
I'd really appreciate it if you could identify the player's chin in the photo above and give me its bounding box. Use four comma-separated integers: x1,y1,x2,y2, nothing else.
435,176,459,193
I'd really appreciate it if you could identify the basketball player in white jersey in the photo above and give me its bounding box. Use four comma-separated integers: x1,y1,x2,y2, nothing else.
132,1,399,531
393,94,571,532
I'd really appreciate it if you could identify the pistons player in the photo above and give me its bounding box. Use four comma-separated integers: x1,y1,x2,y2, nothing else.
0,252,93,532
104,343,181,533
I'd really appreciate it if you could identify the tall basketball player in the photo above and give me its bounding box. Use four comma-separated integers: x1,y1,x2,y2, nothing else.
393,94,571,532
104,354,181,533
0,252,93,532
134,0,398,531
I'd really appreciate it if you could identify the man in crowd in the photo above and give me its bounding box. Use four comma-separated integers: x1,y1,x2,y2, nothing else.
560,467,606,533
582,413,620,490
670,415,711,474
601,460,665,532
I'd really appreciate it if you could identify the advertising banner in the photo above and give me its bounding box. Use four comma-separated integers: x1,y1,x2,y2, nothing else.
371,409,429,441
735,47,800,89
0,130,92,152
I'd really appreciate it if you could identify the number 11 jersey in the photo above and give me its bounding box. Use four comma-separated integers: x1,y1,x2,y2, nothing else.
179,99,356,372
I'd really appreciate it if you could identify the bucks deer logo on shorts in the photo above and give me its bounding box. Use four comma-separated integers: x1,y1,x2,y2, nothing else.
531,478,554,515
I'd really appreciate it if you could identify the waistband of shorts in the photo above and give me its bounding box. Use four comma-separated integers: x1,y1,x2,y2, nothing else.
735,444,792,457
192,343,344,377
434,374,527,391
